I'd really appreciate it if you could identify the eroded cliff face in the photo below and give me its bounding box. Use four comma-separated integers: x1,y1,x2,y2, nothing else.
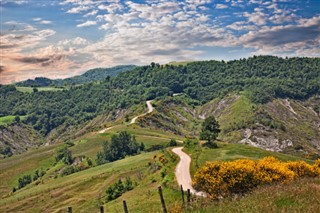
139,95,320,156
208,96,320,156
0,124,43,157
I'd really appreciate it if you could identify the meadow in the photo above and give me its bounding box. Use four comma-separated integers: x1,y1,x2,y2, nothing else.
15,87,64,93
0,111,318,212
0,115,27,126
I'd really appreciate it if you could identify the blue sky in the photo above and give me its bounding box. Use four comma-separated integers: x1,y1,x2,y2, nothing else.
0,0,319,84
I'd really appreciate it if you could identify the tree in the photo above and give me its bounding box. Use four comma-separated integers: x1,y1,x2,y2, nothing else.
55,145,73,165
140,142,145,151
167,139,177,147
96,151,106,165
18,175,32,189
125,114,130,122
96,131,141,164
14,115,20,123
200,116,220,148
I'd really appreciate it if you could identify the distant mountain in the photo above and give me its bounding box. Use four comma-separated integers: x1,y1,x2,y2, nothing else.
16,65,136,87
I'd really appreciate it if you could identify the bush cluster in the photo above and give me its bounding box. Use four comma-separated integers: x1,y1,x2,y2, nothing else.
96,131,142,165
193,157,320,199
13,169,46,192
105,177,134,201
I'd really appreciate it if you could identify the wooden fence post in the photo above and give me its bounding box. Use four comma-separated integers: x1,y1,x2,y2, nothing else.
180,185,185,207
123,200,129,213
187,189,191,204
100,205,104,213
158,186,167,213
67,207,72,213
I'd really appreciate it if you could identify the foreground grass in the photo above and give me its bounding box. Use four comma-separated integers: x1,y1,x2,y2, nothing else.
194,177,320,213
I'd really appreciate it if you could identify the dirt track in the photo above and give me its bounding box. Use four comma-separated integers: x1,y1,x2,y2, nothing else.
99,100,154,133
130,100,154,124
172,147,206,197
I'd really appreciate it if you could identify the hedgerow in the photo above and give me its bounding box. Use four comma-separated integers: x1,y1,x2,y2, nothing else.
193,157,320,199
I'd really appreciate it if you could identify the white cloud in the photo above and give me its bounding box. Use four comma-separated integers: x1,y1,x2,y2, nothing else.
77,20,97,27
269,13,297,24
98,3,124,13
4,21,37,32
32,18,42,21
227,21,257,31
216,4,228,9
40,20,52,24
1,28,56,52
84,10,98,17
1,0,28,4
58,37,89,46
244,11,268,25
60,0,237,67
32,17,52,25
240,16,320,55
67,5,91,14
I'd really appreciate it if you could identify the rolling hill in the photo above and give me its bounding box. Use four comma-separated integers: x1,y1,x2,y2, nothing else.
1,55,320,212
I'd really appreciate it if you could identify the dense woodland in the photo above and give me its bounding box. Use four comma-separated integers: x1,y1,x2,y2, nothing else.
16,65,136,87
1,56,319,136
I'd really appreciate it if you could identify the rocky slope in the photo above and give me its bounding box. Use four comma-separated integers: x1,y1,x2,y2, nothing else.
2,94,319,158
0,124,43,157
139,94,320,157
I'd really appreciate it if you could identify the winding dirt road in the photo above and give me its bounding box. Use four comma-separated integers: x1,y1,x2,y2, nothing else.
99,100,154,133
172,147,206,197
130,100,154,124
99,101,205,197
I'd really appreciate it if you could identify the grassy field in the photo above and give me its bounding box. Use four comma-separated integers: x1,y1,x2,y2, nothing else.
0,115,27,126
0,150,181,213
0,120,184,212
16,87,64,93
218,94,255,132
185,141,314,176
0,144,59,197
184,177,320,213
73,125,185,159
1,120,318,212
0,125,183,198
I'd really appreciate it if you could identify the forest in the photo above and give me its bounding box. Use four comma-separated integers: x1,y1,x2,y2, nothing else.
0,56,319,136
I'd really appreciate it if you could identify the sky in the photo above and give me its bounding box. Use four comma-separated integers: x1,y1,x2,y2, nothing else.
0,0,319,84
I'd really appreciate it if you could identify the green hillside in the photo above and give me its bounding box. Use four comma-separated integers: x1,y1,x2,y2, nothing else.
0,123,316,212
1,56,320,212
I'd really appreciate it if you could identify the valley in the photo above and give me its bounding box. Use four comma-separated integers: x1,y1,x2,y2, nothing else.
1,0,320,211
0,56,319,212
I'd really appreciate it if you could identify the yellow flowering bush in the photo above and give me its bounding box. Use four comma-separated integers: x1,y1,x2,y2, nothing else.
286,161,318,177
255,157,295,184
313,159,320,174
193,159,257,199
193,157,319,199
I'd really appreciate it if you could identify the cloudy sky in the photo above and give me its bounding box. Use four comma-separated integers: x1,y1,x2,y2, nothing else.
0,0,319,84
